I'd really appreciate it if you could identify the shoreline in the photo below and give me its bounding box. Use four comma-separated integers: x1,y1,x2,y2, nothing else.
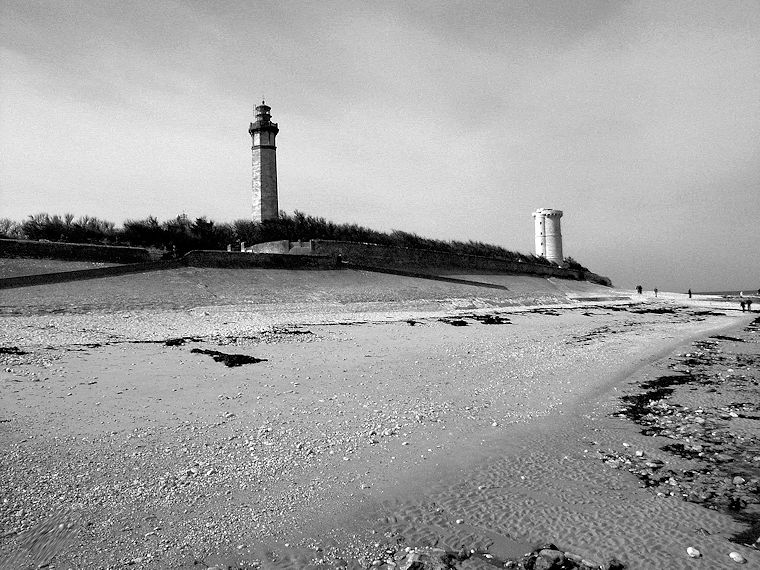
1,298,758,569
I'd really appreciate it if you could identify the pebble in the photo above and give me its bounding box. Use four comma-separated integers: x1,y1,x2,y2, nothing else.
728,551,746,564
686,546,701,558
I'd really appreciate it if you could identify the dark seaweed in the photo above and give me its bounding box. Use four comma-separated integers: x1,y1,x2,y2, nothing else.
628,307,678,315
614,318,760,547
439,319,468,326
190,348,267,367
618,375,695,427
164,337,198,346
471,314,511,325
0,346,28,355
710,335,745,342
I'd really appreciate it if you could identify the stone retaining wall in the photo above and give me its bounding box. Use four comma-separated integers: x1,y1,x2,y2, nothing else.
244,239,612,285
0,238,151,264
247,240,292,254
0,241,611,290
183,250,338,269
310,240,584,280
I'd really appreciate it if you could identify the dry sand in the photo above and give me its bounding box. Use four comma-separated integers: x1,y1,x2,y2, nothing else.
0,269,758,569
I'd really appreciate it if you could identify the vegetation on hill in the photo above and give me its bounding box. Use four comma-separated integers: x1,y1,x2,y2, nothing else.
0,211,571,267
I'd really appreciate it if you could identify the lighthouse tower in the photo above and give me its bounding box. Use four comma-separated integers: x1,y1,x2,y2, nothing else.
249,101,279,222
532,208,564,265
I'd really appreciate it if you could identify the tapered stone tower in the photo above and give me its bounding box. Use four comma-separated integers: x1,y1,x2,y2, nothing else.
532,208,564,264
249,101,279,222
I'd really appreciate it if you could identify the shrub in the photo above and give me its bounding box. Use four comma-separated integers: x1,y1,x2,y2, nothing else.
21,213,63,241
0,218,23,239
564,256,590,272
122,216,164,248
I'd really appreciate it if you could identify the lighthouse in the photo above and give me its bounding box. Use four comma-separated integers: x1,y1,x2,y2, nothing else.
532,208,564,265
249,101,279,222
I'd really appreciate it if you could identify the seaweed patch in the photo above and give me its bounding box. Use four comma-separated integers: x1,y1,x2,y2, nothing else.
190,348,267,367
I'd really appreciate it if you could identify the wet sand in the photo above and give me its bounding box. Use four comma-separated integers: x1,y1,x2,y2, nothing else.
1,277,758,569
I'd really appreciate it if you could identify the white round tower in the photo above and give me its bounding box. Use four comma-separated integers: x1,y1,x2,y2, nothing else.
532,208,564,265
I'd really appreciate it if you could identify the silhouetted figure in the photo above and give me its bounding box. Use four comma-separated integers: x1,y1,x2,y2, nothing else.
740,301,746,312
654,288,658,297
688,289,692,298
636,285,643,294
748,299,754,312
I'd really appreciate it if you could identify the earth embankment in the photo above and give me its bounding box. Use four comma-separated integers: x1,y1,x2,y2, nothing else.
0,267,624,319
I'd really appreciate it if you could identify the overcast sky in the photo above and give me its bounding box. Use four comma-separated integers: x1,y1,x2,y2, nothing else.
1,1,758,292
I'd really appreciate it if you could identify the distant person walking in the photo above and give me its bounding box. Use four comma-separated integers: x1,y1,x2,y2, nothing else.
740,300,746,312
636,285,643,294
688,289,692,299
654,288,658,297
748,299,754,312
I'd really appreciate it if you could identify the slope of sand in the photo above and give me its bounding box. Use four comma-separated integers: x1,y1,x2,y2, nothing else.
0,257,121,279
0,267,627,317
0,269,757,569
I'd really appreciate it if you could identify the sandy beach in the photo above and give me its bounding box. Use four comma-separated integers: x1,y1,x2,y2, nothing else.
1,269,758,569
